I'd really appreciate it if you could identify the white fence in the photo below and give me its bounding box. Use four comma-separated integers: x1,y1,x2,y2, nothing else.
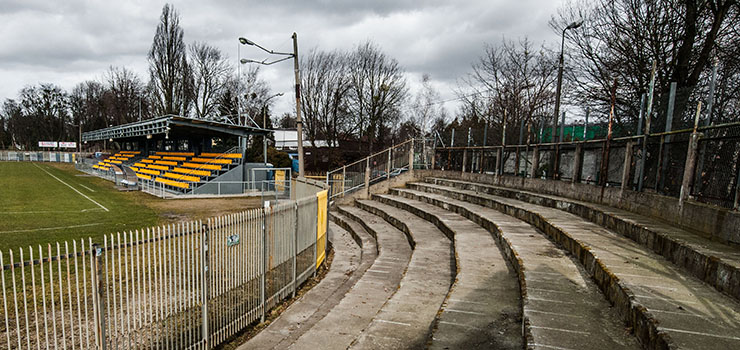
0,188,328,349
0,151,85,163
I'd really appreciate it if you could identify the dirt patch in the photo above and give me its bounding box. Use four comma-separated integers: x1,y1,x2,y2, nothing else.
144,197,263,223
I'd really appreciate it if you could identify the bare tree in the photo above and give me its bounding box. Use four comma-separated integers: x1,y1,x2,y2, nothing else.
552,0,739,129
300,49,353,147
190,42,230,119
409,73,444,137
148,3,191,116
104,66,148,125
459,38,557,145
348,41,408,152
217,66,271,125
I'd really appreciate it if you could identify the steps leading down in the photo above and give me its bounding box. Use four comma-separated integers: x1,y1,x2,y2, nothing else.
242,220,370,349
371,194,523,349
286,206,411,349
378,191,639,350
349,199,454,349
427,177,740,302
409,180,740,349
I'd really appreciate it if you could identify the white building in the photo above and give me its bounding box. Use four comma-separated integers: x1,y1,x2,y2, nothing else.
273,129,329,151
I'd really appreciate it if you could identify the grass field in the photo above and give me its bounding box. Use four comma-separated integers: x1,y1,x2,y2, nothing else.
0,162,261,252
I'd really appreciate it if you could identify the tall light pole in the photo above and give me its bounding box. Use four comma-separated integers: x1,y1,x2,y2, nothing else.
239,33,305,177
553,20,583,143
259,92,284,165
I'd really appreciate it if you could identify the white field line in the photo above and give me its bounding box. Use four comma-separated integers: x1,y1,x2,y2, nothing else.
0,223,102,234
33,163,109,212
78,184,95,192
0,209,103,214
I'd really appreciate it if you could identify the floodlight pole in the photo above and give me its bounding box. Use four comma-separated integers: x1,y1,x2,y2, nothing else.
292,33,305,177
239,33,305,177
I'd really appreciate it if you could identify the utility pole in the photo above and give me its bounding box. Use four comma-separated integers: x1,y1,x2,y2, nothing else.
293,33,305,177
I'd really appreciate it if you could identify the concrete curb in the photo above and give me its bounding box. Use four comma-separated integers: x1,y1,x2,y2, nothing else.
373,192,533,349
407,182,673,350
427,176,740,304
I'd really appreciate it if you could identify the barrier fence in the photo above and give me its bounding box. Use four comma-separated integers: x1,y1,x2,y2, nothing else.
326,138,434,199
0,151,86,163
434,121,740,210
0,188,329,349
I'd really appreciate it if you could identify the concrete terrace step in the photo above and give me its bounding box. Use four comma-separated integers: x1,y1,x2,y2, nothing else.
286,206,411,350
380,191,639,350
242,221,367,349
371,194,522,349
426,177,740,302
408,181,740,350
350,199,454,350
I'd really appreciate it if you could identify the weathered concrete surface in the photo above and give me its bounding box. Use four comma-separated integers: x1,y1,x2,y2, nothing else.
409,181,740,349
350,199,454,350
415,170,740,245
372,194,523,349
382,191,639,350
425,176,740,303
285,207,411,350
242,221,367,349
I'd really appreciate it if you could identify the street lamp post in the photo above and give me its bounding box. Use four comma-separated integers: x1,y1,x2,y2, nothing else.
551,20,582,178
239,33,305,177
260,92,284,165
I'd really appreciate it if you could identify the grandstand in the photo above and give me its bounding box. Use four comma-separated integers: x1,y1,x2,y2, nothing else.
82,115,272,195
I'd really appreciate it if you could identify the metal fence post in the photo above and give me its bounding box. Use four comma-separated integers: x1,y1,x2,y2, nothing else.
386,149,391,180
621,141,635,193
679,103,703,211
201,223,210,348
293,202,298,298
531,146,539,178
92,244,106,350
364,158,370,198
461,148,467,173
572,143,583,184
409,139,415,173
495,147,502,177
261,205,268,323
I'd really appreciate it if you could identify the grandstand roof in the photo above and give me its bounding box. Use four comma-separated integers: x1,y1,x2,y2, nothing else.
82,115,270,142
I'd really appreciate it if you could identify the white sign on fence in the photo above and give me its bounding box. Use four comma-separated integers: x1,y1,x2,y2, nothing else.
59,141,77,148
38,141,58,148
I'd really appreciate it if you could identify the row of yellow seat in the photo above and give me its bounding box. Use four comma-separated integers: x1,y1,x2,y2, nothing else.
132,151,240,190
94,151,141,171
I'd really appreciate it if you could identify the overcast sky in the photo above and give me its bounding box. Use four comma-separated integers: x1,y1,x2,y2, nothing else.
0,0,567,118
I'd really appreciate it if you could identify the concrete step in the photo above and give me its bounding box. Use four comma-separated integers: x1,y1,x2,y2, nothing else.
371,193,523,349
349,199,454,350
242,220,368,349
380,191,639,350
286,206,411,350
424,177,740,302
408,181,740,350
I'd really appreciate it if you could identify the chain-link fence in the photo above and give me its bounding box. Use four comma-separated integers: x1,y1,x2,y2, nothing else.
434,122,740,210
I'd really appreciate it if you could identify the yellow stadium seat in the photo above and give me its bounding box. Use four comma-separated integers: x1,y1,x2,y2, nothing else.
162,156,186,161
136,173,151,180
130,166,139,172
148,164,169,171
142,159,154,163
134,162,146,167
155,177,189,189
182,162,222,171
172,167,211,177
155,160,178,166
163,172,200,182
138,168,160,176
190,157,232,164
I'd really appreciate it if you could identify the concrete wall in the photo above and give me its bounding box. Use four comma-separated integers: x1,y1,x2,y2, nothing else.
293,176,329,200
417,170,740,245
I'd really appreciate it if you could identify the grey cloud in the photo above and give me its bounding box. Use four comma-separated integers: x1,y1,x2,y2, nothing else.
0,0,566,116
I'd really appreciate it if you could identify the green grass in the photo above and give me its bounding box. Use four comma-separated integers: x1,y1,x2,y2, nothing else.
0,162,159,252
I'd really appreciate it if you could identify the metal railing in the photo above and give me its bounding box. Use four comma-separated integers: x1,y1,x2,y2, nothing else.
325,138,434,199
0,188,329,349
434,121,740,210
0,151,88,163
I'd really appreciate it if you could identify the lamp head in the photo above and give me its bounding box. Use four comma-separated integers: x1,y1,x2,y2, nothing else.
238,37,254,46
566,20,583,30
